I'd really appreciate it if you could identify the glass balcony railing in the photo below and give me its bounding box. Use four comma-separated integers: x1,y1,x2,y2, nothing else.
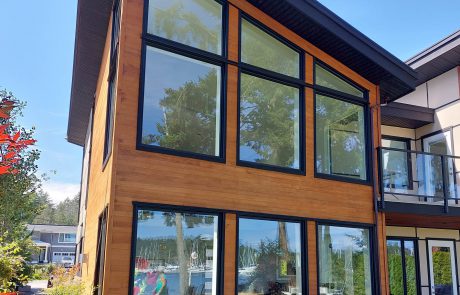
378,147,460,212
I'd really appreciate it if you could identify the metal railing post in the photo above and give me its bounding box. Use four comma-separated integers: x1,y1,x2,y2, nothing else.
441,155,449,214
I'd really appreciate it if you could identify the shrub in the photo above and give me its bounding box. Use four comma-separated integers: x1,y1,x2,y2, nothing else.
30,264,56,280
45,266,92,295
0,239,28,292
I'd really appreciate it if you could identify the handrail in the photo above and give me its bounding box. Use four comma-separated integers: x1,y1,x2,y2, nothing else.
377,147,460,213
379,147,460,159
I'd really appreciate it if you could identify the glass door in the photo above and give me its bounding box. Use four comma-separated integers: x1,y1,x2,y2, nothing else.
387,238,419,295
423,131,454,201
427,240,458,295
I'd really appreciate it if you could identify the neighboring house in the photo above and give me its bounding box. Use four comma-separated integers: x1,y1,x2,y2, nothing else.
66,1,440,295
380,30,460,295
28,224,77,265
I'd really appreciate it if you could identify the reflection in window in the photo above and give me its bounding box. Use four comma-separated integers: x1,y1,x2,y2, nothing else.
141,47,221,157
432,246,454,295
132,209,220,295
147,0,223,54
318,225,372,295
315,94,366,180
239,73,301,169
241,18,300,78
382,138,411,191
387,239,418,295
238,218,303,295
315,65,364,98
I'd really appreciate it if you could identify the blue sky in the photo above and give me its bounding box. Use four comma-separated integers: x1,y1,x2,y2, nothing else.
0,1,458,203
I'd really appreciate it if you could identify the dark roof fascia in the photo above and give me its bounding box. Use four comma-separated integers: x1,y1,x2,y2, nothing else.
381,102,434,129
288,0,418,87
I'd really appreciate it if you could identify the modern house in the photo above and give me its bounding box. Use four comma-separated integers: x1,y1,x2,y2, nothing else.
380,30,460,295
64,0,451,294
27,224,77,265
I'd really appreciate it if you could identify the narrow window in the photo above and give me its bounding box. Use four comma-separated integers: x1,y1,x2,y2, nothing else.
318,224,373,295
315,64,368,182
387,238,419,295
94,209,108,295
131,208,221,295
381,137,412,192
237,217,303,294
238,17,304,173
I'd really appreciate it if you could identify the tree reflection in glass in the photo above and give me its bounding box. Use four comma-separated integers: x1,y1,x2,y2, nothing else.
133,209,219,295
237,218,302,295
141,47,221,156
318,225,372,295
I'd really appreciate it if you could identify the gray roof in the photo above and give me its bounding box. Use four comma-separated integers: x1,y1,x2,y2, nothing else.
406,29,460,85
27,224,77,234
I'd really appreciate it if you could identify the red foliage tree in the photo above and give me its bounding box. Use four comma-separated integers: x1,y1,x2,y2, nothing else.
0,95,35,175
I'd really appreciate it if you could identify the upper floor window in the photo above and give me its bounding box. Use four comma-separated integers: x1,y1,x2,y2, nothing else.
381,136,412,190
314,63,369,182
238,16,304,174
139,0,225,161
241,18,300,78
147,0,223,55
59,233,76,243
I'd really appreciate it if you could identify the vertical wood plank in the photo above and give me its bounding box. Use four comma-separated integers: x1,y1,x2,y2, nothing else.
305,53,314,85
224,213,237,295
308,221,318,295
227,5,239,62
226,65,238,166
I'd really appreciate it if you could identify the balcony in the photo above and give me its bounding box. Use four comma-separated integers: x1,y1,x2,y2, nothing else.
378,147,460,215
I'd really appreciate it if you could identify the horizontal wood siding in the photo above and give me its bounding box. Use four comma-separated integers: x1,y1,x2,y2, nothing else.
83,0,384,293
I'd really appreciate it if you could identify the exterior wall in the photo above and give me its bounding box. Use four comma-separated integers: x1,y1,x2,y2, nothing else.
81,0,387,294
387,226,460,295
78,11,116,292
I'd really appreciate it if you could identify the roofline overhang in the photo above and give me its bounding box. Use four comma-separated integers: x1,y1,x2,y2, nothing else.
67,0,418,146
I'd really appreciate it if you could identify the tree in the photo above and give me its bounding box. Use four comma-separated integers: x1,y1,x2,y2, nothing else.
33,193,80,226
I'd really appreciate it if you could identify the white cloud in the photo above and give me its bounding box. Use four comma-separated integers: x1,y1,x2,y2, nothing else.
42,182,80,204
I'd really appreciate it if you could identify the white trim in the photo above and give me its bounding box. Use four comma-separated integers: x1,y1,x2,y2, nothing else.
427,240,458,295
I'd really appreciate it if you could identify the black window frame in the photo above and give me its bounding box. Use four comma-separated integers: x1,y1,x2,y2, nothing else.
128,202,225,295
313,59,372,185
136,0,228,163
386,236,421,295
316,221,378,295
235,212,308,295
237,13,306,175
103,0,122,168
381,135,414,190
94,207,108,295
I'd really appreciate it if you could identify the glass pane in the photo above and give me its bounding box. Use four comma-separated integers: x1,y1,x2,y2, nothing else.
315,64,364,98
432,246,454,295
315,94,367,180
241,18,300,78
381,139,410,191
239,73,301,169
318,225,372,295
141,47,221,156
237,218,302,295
133,209,219,295
147,0,222,54
387,240,404,295
404,241,417,295
416,154,444,200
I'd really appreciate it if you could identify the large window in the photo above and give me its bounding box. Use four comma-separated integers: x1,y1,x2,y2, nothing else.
237,217,303,295
318,224,373,295
131,207,221,295
315,64,368,182
238,16,304,173
58,233,77,243
139,0,225,161
387,238,419,295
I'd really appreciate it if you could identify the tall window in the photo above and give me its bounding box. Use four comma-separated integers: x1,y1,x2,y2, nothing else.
237,217,303,294
315,63,368,182
387,238,419,295
94,209,108,295
381,136,412,191
318,224,373,295
139,0,225,161
238,17,304,173
103,0,121,163
131,207,221,295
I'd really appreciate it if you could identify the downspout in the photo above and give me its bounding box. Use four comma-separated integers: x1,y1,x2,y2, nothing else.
371,86,385,295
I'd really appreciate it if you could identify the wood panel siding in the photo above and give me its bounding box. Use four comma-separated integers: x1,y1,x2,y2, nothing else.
307,221,318,295
80,0,385,293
